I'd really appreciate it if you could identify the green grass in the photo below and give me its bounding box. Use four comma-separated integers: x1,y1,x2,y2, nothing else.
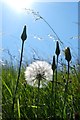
2,61,80,120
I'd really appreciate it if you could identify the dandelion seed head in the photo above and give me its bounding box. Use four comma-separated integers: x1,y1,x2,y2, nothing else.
25,60,53,87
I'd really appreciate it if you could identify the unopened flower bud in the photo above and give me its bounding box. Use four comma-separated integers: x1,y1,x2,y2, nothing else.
65,47,71,62
55,41,60,56
21,25,27,41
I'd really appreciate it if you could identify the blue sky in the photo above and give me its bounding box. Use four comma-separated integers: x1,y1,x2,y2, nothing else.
1,1,78,64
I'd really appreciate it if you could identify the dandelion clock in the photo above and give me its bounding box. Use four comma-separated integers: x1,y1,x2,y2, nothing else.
25,60,53,88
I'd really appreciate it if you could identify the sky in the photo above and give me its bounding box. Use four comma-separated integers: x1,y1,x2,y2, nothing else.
0,1,79,65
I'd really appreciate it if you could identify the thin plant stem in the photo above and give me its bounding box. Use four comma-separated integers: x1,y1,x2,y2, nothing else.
52,70,54,118
52,70,54,97
66,61,69,119
41,17,63,44
68,61,69,80
56,55,58,85
25,9,63,45
54,55,58,118
64,61,70,119
37,79,40,119
12,40,24,118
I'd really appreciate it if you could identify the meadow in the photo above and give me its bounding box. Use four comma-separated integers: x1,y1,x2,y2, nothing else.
1,7,80,120
2,32,80,119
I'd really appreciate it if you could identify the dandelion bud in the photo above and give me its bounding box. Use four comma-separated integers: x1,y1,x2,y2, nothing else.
65,47,71,62
52,55,56,71
21,25,27,41
55,41,60,56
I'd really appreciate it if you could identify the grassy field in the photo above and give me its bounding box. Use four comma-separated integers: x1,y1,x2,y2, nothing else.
2,26,80,120
2,59,80,120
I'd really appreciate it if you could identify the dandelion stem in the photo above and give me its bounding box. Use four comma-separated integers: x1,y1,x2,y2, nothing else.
52,70,54,97
37,79,40,119
68,61,69,80
64,61,70,119
66,61,69,118
52,70,54,117
12,40,24,118
52,55,56,118
54,55,58,118
56,55,58,86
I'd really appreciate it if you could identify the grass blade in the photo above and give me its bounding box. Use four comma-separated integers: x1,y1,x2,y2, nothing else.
2,80,12,97
17,98,20,119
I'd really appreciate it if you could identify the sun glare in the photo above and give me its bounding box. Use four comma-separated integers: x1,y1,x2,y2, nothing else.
3,0,33,13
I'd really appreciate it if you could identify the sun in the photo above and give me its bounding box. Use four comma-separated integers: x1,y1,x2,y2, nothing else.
3,0,33,13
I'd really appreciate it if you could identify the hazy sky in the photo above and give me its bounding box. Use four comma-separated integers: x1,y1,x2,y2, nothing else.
1,1,78,64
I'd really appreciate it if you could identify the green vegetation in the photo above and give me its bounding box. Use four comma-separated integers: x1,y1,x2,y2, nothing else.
1,14,80,119
2,59,80,119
